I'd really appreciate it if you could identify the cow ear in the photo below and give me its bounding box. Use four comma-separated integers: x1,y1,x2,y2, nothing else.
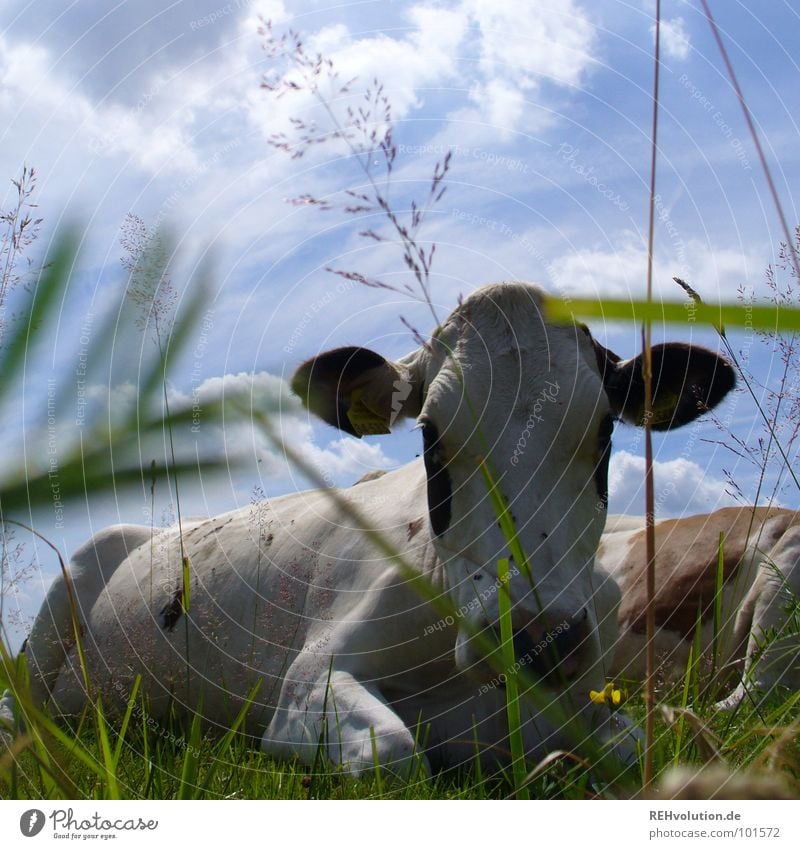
291,346,423,437
594,341,736,430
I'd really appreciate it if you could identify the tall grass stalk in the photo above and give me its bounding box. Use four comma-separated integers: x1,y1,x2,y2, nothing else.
672,645,694,766
641,0,663,789
0,165,42,326
3,519,90,696
496,556,528,799
711,532,726,686
120,215,193,704
1,166,43,631
260,21,449,328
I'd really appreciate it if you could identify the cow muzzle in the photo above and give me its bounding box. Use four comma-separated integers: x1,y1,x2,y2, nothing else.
499,608,590,684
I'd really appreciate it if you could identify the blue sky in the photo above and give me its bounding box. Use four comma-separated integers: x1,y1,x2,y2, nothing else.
2,0,799,641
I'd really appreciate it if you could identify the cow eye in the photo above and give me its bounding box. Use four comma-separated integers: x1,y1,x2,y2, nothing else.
419,419,436,445
420,420,444,462
419,419,452,536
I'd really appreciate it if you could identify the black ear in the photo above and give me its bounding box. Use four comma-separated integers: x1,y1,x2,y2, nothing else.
291,346,420,437
594,341,736,430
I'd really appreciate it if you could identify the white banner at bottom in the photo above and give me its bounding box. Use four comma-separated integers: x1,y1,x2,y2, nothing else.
1,800,796,848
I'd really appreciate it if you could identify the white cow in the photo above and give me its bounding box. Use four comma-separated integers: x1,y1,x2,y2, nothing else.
1,282,735,776
598,507,800,707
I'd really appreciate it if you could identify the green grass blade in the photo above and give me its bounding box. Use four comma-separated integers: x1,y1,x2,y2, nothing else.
543,294,800,331
0,667,96,797
691,603,703,706
198,681,261,794
0,231,78,408
673,645,694,765
177,709,203,799
497,556,529,799
369,726,384,796
181,556,191,613
0,444,232,513
470,719,485,788
94,697,120,799
112,674,141,769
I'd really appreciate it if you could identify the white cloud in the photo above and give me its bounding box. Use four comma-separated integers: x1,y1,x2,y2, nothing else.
466,0,595,86
468,79,527,131
463,0,596,129
246,1,597,146
192,369,294,411
0,33,203,176
656,16,691,61
549,235,754,299
302,434,395,482
608,449,739,517
3,0,288,105
245,5,468,149
0,0,602,278
167,370,399,488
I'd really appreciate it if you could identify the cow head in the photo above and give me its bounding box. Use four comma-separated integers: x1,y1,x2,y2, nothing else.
292,282,735,699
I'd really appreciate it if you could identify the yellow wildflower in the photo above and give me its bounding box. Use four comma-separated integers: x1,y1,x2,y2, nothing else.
589,681,627,708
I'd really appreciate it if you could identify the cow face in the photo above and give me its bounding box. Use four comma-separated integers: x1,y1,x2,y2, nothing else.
292,282,735,690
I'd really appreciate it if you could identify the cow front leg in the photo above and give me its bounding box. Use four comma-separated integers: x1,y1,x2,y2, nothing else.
262,668,429,779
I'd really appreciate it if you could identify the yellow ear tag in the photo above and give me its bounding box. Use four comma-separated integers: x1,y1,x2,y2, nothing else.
347,388,391,436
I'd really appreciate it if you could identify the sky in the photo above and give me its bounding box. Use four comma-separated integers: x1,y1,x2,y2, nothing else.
1,0,799,642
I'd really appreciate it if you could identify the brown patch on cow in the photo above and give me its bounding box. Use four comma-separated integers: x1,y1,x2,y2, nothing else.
616,507,800,637
407,517,425,540
195,516,235,544
160,588,183,632
353,469,387,485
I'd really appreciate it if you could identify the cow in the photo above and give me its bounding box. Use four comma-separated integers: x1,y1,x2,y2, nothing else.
597,507,800,707
0,282,735,777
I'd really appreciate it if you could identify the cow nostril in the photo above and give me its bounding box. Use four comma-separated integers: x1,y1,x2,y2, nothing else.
511,629,551,678
508,611,589,683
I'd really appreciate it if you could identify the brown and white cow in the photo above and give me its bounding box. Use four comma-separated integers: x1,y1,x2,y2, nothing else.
597,507,800,707
1,282,736,775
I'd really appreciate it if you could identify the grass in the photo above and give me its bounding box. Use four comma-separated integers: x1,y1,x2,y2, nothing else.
4,657,798,800
495,557,527,797
4,727,496,801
